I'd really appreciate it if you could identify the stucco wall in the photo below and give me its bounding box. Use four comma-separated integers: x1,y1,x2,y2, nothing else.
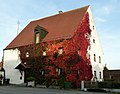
87,7,104,81
3,49,24,84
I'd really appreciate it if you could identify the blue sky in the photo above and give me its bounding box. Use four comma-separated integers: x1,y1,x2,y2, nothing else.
0,0,120,69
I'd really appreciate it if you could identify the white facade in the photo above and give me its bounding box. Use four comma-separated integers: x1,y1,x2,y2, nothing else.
88,7,104,81
3,49,24,84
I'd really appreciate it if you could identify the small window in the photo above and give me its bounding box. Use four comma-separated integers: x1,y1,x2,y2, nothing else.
26,52,29,57
41,70,44,75
24,62,26,64
94,54,96,62
85,32,90,39
93,26,94,30
20,76,22,80
93,39,95,43
43,50,46,56
78,49,81,56
41,70,45,75
56,68,59,72
58,48,63,54
94,71,97,78
56,68,62,75
40,70,44,75
99,56,101,63
99,72,101,79
109,75,113,79
35,32,40,44
86,52,89,59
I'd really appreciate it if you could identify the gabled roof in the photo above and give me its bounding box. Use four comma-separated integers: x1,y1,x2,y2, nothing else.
5,5,89,50
15,63,30,70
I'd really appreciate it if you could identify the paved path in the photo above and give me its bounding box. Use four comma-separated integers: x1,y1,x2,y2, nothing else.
0,86,110,94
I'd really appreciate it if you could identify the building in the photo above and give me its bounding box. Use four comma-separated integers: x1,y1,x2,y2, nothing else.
104,67,120,82
3,5,104,86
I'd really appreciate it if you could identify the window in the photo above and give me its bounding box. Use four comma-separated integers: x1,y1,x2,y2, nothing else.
24,62,26,65
93,26,94,30
99,72,101,79
85,32,90,39
99,56,101,63
40,70,44,75
86,52,89,59
35,32,40,43
34,25,48,44
20,76,22,80
26,52,29,57
78,49,81,56
56,68,62,75
59,48,63,54
88,45,91,50
43,50,46,56
93,39,95,43
109,75,113,79
94,54,96,62
41,70,44,75
94,71,97,78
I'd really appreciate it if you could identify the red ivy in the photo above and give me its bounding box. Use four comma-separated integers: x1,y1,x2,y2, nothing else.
18,12,93,87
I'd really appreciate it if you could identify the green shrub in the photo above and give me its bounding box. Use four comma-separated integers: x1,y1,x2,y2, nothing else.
98,81,120,89
45,77,52,88
57,76,65,88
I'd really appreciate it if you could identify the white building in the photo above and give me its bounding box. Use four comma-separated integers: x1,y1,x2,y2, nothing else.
3,5,104,84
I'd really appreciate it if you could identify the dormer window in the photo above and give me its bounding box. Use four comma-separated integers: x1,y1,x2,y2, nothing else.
26,52,29,57
35,32,40,44
34,25,48,44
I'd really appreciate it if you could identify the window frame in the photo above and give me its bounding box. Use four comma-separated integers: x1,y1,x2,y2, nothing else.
94,54,96,62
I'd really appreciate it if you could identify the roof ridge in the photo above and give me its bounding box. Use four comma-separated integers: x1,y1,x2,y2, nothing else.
32,5,89,22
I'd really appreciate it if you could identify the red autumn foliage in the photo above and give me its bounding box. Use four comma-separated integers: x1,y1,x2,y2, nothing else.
18,12,93,87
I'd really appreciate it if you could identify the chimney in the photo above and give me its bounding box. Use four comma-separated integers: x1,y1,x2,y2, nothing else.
59,11,63,14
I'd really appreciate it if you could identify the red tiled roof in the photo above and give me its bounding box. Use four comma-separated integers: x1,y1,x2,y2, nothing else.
5,5,89,50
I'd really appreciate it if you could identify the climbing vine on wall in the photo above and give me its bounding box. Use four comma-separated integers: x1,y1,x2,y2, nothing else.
17,12,92,87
